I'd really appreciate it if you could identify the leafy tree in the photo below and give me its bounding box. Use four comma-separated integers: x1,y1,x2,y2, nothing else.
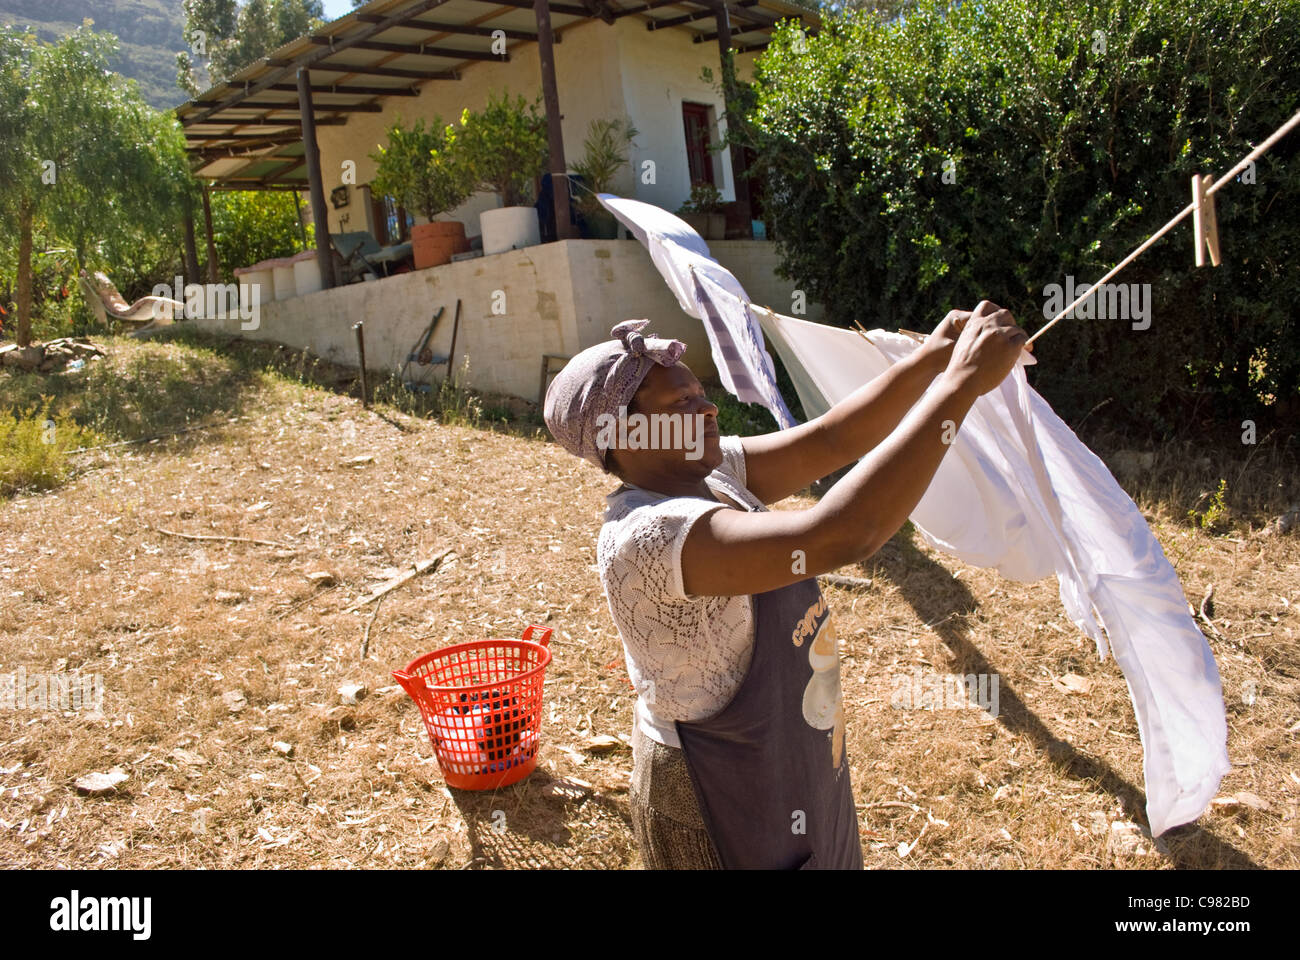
178,0,324,91
456,91,550,207
0,23,193,347
740,0,1300,432
209,190,314,283
369,116,474,222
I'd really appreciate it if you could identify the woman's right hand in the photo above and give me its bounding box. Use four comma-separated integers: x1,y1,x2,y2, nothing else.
943,300,1030,396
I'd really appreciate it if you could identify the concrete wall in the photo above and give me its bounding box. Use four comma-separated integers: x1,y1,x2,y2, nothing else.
191,238,819,403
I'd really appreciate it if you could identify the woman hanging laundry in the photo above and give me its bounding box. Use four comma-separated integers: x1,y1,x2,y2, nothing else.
543,301,1030,870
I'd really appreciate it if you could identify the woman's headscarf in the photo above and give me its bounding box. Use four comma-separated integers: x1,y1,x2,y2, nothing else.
543,319,686,472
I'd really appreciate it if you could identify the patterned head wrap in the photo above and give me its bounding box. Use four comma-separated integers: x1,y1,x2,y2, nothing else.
543,319,687,472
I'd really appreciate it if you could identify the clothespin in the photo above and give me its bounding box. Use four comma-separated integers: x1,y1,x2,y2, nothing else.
1192,173,1221,267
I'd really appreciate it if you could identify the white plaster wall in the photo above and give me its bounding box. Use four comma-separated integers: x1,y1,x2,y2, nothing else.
617,18,738,213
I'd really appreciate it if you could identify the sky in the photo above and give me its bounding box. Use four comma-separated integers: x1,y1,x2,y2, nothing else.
320,0,356,22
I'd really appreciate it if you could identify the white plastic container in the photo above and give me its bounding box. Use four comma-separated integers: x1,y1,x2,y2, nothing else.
270,257,296,301
233,265,275,309
291,250,322,296
480,206,541,256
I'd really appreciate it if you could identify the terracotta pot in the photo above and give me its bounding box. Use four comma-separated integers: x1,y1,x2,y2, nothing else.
412,221,465,268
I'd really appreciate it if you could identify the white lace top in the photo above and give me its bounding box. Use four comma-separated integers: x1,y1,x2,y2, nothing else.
597,436,768,748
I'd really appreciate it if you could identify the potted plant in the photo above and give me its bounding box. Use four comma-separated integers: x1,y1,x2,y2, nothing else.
571,117,639,240
370,116,473,269
676,182,726,240
457,91,549,255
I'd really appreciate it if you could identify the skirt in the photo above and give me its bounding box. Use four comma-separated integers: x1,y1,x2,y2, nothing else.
629,720,723,870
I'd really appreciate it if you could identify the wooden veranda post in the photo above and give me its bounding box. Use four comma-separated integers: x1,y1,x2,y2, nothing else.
201,185,219,282
298,67,336,289
713,2,753,238
534,0,572,240
182,197,202,285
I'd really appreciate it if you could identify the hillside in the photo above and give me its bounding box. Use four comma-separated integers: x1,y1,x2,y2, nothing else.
0,0,200,110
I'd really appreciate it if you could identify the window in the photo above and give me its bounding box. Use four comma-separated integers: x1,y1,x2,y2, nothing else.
681,101,716,187
367,187,410,245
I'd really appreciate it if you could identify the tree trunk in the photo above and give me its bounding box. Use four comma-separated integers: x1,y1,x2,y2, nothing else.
16,198,34,348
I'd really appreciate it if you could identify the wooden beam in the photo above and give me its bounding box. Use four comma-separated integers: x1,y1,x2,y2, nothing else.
695,22,772,42
649,0,755,29
274,61,459,81
534,0,571,241
614,0,695,16
186,117,349,129
496,0,591,16
298,68,335,290
262,160,308,184
308,36,505,62
196,100,384,113
265,83,420,97
186,133,302,144
354,14,539,41
579,0,617,25
187,0,458,125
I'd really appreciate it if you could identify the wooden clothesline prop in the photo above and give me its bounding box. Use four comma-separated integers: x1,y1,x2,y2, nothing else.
1027,106,1300,345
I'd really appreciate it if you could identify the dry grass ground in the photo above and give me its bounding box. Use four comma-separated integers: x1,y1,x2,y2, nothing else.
0,330,1296,869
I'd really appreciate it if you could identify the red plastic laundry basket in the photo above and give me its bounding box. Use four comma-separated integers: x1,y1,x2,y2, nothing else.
393,624,553,790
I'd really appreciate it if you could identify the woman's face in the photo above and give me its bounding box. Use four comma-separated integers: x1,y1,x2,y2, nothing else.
606,361,722,481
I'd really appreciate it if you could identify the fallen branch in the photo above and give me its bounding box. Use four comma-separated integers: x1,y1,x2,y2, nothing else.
148,524,290,548
818,573,874,591
360,595,385,660
343,548,453,614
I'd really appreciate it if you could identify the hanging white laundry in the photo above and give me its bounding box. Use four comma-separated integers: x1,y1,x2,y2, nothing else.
597,192,1230,837
599,194,796,428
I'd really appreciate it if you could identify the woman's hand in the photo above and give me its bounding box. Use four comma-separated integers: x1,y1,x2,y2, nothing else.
916,309,972,373
917,306,1031,374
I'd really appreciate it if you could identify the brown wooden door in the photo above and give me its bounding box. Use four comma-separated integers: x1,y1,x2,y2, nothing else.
682,102,716,187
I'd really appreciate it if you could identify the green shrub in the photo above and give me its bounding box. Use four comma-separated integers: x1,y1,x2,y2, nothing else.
0,397,95,497
741,0,1300,435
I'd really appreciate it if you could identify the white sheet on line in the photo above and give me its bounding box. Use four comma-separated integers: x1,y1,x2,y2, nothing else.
597,192,1230,837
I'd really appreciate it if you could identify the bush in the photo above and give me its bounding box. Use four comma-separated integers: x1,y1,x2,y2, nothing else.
210,190,313,281
0,397,95,498
741,0,1300,434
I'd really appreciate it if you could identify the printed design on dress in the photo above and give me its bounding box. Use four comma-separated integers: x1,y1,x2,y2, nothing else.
796,600,846,771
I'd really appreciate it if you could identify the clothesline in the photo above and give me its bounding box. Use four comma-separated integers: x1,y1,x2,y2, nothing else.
1027,105,1300,344
569,104,1300,348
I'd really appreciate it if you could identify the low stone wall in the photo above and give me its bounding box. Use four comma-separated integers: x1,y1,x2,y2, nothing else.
192,239,821,404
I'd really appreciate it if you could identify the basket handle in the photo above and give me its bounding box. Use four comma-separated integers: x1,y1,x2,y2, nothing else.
521,624,553,647
391,669,420,700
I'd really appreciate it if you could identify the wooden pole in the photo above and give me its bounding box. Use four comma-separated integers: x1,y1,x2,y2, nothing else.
713,2,753,238
182,197,201,284
298,67,336,289
353,320,369,408
534,0,572,241
201,185,219,282
292,190,310,249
